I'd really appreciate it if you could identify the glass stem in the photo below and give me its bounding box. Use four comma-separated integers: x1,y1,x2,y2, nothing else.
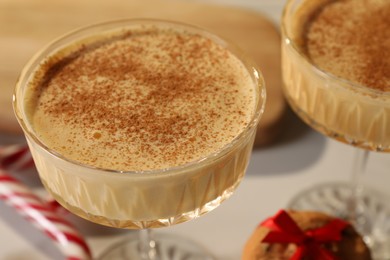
139,229,158,260
348,149,370,234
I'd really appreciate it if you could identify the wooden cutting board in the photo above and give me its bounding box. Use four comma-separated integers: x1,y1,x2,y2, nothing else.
0,0,286,146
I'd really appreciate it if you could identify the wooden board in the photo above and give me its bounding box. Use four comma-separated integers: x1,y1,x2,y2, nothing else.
0,0,286,146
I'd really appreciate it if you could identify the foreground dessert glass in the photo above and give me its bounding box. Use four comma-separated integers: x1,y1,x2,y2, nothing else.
282,0,390,258
13,19,265,259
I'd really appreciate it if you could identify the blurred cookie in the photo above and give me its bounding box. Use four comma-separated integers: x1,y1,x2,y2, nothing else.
242,210,371,260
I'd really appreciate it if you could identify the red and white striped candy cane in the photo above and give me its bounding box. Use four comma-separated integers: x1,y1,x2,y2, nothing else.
0,169,92,260
0,145,34,171
0,145,62,211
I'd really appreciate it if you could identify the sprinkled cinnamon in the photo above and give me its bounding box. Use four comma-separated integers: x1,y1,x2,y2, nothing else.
301,0,390,91
27,25,257,171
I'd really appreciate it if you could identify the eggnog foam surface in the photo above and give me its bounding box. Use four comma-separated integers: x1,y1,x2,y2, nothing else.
26,25,257,171
300,0,390,91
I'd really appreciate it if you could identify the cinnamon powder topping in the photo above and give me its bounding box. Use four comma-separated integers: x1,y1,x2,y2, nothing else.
302,0,390,91
27,25,257,171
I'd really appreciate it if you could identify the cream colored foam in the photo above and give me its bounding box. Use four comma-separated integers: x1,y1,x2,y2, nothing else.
282,0,390,151
27,25,257,171
21,23,260,226
303,0,390,91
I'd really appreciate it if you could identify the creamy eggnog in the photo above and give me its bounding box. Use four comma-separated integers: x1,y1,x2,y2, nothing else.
15,20,263,228
282,0,390,151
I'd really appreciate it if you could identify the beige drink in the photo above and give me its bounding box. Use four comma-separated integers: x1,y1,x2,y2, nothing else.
14,20,264,228
282,0,390,151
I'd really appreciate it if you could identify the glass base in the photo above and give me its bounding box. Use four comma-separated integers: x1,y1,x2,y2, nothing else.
287,182,390,260
98,232,216,260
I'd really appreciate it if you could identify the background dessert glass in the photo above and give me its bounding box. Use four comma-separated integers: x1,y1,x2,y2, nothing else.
13,19,266,259
281,0,390,257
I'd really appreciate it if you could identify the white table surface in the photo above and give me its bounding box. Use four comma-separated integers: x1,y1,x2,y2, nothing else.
1,0,390,259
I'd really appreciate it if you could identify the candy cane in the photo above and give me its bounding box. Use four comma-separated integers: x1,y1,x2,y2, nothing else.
0,145,34,171
0,145,63,209
0,170,92,260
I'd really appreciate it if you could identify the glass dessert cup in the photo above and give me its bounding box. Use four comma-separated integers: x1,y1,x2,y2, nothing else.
281,0,390,258
13,19,266,259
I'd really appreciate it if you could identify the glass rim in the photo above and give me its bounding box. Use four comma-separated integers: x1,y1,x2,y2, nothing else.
13,18,266,176
281,0,390,98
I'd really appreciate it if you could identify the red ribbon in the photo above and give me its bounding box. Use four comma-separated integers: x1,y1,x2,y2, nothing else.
261,210,349,260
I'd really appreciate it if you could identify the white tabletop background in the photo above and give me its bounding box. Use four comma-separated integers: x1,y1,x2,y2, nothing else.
1,0,390,259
